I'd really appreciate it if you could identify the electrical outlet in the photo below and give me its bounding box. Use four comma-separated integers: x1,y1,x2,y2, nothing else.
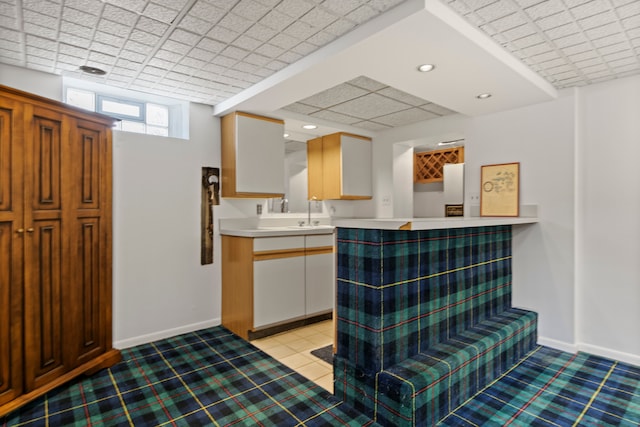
469,193,480,202
256,204,262,215
382,195,391,206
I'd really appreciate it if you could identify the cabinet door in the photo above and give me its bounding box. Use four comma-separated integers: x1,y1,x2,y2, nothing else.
235,114,285,195
305,252,334,315
23,106,67,391
0,98,24,405
340,134,372,198
307,137,324,200
254,257,305,328
66,119,111,367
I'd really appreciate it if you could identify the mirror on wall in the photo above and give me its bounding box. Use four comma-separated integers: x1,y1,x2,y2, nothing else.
267,136,323,214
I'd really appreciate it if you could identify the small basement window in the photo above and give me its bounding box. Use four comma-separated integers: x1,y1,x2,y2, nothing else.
64,78,188,139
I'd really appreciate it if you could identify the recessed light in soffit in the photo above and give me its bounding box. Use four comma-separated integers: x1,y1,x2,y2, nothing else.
79,65,106,75
417,64,435,72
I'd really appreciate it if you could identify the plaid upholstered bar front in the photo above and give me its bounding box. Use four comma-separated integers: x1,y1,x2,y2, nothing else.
334,225,538,427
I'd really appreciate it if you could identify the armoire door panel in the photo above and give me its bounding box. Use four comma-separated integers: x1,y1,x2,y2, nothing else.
0,107,14,212
0,222,23,405
71,217,104,365
24,219,65,390
30,113,62,211
74,122,103,210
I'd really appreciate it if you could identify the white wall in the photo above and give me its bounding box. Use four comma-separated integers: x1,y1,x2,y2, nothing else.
576,75,640,364
0,63,62,100
464,90,577,349
112,103,221,347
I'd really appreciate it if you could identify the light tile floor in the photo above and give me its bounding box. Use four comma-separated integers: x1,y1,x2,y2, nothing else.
251,320,334,392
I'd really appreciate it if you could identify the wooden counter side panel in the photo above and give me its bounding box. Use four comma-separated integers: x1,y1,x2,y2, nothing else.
220,113,237,198
221,236,253,340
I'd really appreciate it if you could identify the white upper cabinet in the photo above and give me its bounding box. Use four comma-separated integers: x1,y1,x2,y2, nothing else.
221,111,285,198
307,132,372,200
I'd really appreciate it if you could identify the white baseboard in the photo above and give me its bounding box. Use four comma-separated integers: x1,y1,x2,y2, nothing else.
114,318,222,349
538,336,640,367
538,336,578,354
578,343,640,367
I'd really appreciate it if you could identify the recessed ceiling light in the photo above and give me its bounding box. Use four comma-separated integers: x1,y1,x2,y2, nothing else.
79,65,106,75
417,64,435,72
283,133,290,138
476,93,492,99
302,124,317,130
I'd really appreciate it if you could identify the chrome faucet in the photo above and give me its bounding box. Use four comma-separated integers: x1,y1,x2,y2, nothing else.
308,196,317,226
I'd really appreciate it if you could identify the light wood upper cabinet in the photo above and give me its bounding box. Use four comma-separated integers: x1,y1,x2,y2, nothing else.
307,132,372,200
221,112,285,198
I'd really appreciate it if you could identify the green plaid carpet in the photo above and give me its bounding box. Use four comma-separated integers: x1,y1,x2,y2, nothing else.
2,328,639,426
1,327,376,426
438,346,640,426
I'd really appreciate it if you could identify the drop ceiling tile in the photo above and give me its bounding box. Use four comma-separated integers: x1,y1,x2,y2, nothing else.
545,22,581,40
540,57,569,68
24,0,61,17
154,49,183,63
265,59,287,71
475,1,519,22
178,15,212,35
347,5,378,24
325,19,356,36
90,42,121,56
260,9,294,32
197,37,225,53
271,33,300,50
26,45,57,60
597,41,630,55
221,45,249,60
501,23,537,41
23,9,58,29
578,10,617,30
331,92,408,119
536,11,574,30
233,61,259,73
170,28,201,46
347,76,387,91
300,7,338,28
102,4,139,26
300,83,368,108
254,43,284,57
307,30,335,46
97,19,131,37
310,109,360,125
322,0,370,15
521,42,555,57
276,0,314,19
93,31,125,47
570,0,612,20
618,2,640,18
351,120,391,131
283,20,317,39
282,102,320,115
233,35,262,51
511,33,547,49
244,52,271,66
488,13,529,32
524,0,566,20
531,50,561,63
374,107,440,127
190,2,224,21
218,13,254,33
553,32,588,48
1,28,21,44
63,8,98,27
291,41,317,56
29,55,54,68
586,22,624,39
143,3,180,23
622,14,640,30
28,63,56,73
568,49,599,62
130,29,162,46
208,26,240,43
245,23,279,41
119,49,147,62
279,50,303,63
232,0,270,21
377,87,430,107
213,55,237,67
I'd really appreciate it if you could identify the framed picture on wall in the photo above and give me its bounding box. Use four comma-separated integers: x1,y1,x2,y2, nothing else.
480,162,520,217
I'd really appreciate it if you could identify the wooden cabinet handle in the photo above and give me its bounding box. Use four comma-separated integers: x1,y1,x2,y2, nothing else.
16,228,24,234
26,228,34,233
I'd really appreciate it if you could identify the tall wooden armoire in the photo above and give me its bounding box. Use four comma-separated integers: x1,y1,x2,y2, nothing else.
0,85,121,416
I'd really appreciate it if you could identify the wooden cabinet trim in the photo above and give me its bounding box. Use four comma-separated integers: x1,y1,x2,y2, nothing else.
253,248,306,261
234,111,284,125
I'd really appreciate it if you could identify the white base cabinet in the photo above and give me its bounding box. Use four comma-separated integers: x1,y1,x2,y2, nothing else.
221,233,335,340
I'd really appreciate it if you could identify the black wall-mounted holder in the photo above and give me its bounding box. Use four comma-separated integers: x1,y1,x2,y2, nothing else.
201,167,220,265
